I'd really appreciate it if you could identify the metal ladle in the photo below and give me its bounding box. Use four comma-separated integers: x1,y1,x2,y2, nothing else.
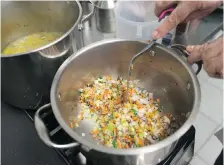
124,6,176,102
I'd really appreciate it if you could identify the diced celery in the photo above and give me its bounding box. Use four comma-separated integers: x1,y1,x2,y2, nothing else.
107,122,114,131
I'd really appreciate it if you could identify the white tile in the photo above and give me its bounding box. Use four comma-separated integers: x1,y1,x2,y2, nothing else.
197,136,223,165
215,125,223,133
208,78,224,90
190,155,208,165
199,81,223,124
198,69,210,86
193,113,219,152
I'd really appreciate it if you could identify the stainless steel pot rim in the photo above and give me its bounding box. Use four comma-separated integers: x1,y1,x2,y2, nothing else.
51,39,201,155
1,1,82,58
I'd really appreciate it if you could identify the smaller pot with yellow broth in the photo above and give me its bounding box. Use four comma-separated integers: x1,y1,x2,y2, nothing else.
1,1,94,109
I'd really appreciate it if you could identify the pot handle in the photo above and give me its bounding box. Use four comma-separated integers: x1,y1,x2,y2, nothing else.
34,103,80,149
171,44,203,75
78,2,95,31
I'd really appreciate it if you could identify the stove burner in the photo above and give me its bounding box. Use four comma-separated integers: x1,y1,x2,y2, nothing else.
24,108,195,165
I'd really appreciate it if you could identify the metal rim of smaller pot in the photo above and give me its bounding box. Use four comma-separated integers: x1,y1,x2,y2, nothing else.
48,39,201,155
1,1,83,58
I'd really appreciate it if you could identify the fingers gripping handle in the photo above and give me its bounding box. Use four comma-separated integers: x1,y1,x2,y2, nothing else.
171,44,203,75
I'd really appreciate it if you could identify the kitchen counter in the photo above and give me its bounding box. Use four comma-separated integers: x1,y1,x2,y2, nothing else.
1,8,223,165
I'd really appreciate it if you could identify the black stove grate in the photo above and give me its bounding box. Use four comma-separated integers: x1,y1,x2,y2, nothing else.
24,108,195,165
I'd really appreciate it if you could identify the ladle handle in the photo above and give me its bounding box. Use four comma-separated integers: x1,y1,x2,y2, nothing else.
171,44,203,75
34,103,80,149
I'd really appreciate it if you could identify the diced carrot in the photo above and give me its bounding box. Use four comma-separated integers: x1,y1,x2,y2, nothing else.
137,104,143,109
102,110,108,115
70,122,74,128
117,140,121,148
112,83,116,88
157,98,160,103
132,116,138,121
115,98,121,105
138,139,144,146
104,89,109,95
114,113,119,118
121,86,126,91
106,76,112,80
124,144,129,149
129,89,133,95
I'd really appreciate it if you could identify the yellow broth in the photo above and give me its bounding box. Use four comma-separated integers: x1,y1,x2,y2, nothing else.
2,32,62,55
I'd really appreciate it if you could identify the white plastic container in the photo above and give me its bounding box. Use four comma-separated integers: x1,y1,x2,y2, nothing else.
115,1,162,42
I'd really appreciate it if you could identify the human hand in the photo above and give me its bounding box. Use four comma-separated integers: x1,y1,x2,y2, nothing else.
187,37,223,79
152,1,222,39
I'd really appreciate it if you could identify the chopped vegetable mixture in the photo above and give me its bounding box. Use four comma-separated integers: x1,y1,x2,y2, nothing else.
70,76,177,149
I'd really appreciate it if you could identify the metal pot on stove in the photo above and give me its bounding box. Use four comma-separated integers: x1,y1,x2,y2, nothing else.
34,39,201,165
1,1,94,109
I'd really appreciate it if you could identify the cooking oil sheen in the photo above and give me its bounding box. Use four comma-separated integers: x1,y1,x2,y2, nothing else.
2,32,62,55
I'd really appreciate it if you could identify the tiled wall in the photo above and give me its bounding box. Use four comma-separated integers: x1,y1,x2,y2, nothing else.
190,69,223,165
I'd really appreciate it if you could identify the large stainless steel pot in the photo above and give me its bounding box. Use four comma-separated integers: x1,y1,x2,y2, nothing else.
1,1,94,109
34,39,201,165
92,0,116,33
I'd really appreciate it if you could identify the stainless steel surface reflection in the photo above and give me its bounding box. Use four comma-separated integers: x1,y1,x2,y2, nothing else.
91,0,116,33
35,39,201,165
1,1,93,110
80,2,115,46
80,4,223,47
172,10,223,45
33,6,222,165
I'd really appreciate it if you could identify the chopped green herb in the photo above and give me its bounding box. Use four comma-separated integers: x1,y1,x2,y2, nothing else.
98,80,103,83
110,113,114,119
107,122,115,131
131,109,138,116
98,76,102,79
135,143,140,147
139,132,144,138
116,84,119,91
112,139,117,148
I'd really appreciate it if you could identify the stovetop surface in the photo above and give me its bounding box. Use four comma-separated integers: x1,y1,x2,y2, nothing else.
1,103,67,165
24,106,195,165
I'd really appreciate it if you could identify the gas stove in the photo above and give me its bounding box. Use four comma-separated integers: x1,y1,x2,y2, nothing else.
24,107,195,165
